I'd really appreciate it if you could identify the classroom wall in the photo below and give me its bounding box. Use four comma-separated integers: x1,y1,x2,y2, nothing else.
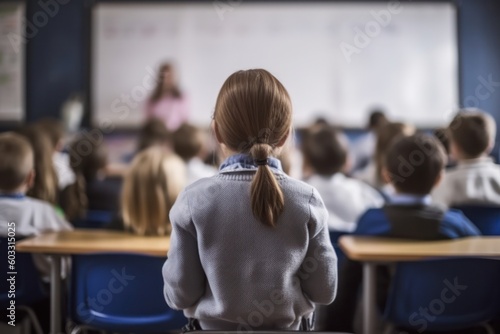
20,0,500,130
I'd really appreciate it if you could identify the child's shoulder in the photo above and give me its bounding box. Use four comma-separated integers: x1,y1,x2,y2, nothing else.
354,207,389,235
20,197,68,221
183,174,221,193
23,196,54,210
358,207,386,221
282,175,321,200
440,208,481,237
447,159,500,173
442,208,471,223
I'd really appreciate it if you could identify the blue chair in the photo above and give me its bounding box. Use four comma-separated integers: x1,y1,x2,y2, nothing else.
453,205,500,235
384,258,500,332
0,237,48,334
70,253,186,333
73,210,115,229
329,231,348,266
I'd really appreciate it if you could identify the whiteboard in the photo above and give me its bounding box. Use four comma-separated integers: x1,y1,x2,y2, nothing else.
0,3,24,121
92,2,458,128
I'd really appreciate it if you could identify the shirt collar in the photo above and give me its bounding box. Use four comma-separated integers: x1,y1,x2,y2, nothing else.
0,193,26,200
389,193,431,206
219,153,283,173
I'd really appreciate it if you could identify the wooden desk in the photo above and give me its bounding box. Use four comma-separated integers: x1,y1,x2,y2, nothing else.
339,236,500,334
17,229,170,334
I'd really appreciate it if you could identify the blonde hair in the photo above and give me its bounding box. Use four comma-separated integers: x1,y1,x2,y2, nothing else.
214,69,292,227
0,133,34,192
121,147,186,236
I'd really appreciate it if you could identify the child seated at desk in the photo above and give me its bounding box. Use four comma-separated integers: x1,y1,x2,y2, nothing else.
302,124,384,232
112,147,186,235
0,133,72,279
163,69,337,331
63,133,123,222
0,133,72,332
433,109,500,206
325,133,480,332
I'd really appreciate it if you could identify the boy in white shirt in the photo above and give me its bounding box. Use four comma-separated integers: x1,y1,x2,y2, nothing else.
172,123,217,185
302,125,384,232
0,133,72,281
432,109,500,206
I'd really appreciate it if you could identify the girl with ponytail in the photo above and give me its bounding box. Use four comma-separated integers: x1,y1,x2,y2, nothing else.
163,69,337,331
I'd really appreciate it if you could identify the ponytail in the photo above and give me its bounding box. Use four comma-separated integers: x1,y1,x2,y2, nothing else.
250,143,284,227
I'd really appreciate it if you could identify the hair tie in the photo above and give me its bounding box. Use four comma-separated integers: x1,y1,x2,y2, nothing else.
254,158,268,166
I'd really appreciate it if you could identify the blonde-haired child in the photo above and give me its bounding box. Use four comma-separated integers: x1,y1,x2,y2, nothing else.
163,69,337,331
121,147,186,236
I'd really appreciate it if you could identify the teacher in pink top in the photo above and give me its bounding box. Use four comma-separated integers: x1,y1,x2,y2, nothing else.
145,63,190,131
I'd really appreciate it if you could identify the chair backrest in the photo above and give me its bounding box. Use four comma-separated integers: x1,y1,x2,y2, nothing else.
70,253,186,333
453,205,500,235
384,258,500,332
73,210,115,229
0,237,47,307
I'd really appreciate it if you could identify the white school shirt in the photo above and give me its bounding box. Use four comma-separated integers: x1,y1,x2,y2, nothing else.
305,173,385,232
53,151,76,190
432,157,500,207
0,195,73,281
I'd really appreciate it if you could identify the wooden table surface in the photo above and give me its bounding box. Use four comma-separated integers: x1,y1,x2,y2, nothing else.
16,229,170,257
339,236,500,262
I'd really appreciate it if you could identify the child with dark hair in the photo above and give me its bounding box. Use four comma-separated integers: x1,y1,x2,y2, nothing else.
172,123,216,185
433,109,500,206
302,124,383,232
326,134,480,332
62,133,123,222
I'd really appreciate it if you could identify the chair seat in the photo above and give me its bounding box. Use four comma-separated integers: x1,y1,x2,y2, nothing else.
70,253,186,333
453,205,500,235
384,258,500,331
73,210,115,229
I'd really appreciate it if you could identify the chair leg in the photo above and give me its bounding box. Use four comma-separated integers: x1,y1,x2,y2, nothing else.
481,322,495,334
70,325,83,334
17,306,43,334
383,323,394,334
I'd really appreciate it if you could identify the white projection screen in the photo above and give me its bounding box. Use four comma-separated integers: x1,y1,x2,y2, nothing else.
91,2,458,128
